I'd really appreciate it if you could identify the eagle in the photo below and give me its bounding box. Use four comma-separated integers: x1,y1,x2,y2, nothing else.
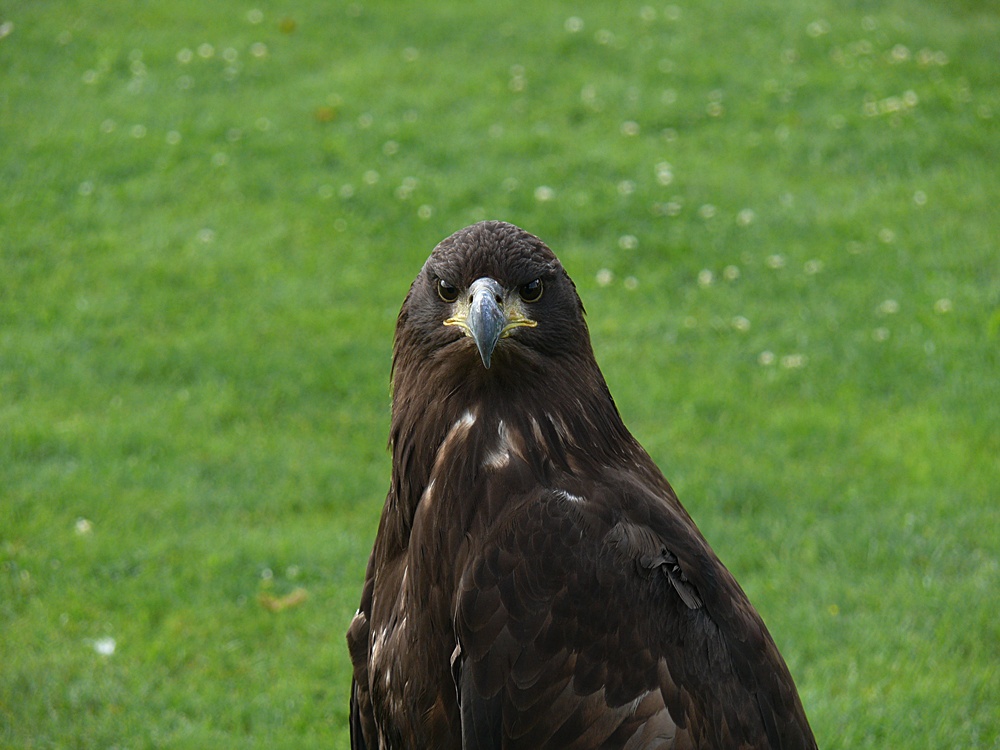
347,221,817,749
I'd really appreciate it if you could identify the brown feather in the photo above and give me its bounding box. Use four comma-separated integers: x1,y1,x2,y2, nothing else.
347,221,817,749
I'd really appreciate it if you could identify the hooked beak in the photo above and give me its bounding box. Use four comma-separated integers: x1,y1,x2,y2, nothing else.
444,277,536,368
466,278,505,368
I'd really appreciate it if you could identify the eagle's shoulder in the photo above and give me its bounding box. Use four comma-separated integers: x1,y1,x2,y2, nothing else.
452,477,809,749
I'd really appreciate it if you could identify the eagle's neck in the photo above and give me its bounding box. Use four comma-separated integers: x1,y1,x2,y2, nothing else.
380,349,644,559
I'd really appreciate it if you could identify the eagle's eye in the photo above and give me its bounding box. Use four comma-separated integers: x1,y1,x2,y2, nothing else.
437,279,459,303
519,278,544,303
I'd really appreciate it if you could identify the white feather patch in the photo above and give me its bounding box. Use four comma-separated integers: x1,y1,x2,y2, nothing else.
555,489,585,504
483,419,513,469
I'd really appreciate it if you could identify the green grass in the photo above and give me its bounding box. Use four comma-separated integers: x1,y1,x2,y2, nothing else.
2,1,998,747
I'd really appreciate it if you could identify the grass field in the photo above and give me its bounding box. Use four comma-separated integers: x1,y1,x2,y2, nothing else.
2,1,998,747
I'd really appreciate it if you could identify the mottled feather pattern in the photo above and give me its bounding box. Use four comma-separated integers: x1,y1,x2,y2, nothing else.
347,221,817,749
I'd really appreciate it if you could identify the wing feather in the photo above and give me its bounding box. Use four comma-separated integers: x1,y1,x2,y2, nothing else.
453,484,814,749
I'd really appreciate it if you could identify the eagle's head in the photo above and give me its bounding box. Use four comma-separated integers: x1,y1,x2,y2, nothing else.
393,221,594,384
385,221,644,537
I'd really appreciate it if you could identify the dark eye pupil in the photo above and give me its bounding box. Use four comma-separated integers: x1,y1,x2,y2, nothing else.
519,279,543,302
437,279,459,302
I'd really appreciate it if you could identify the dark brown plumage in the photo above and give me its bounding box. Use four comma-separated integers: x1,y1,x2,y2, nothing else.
347,221,817,749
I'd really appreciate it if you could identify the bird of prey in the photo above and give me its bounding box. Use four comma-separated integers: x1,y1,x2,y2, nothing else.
347,221,817,749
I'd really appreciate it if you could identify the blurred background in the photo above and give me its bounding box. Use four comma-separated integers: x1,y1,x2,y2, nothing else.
1,1,997,747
